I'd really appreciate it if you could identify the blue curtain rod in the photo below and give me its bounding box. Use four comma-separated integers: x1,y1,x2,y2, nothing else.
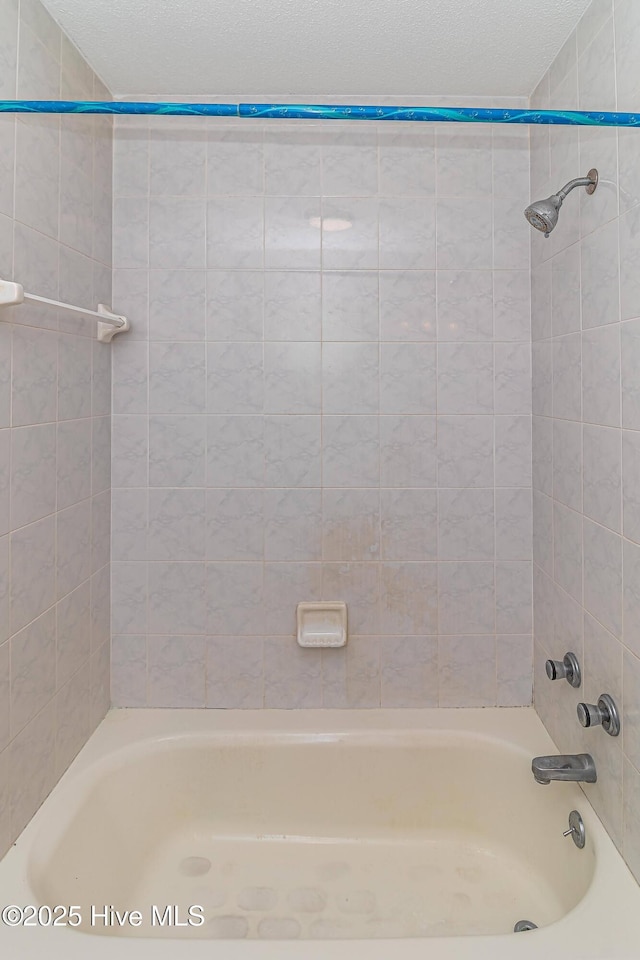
0,101,639,126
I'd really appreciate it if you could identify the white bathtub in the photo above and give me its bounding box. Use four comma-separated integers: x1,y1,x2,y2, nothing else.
0,708,638,959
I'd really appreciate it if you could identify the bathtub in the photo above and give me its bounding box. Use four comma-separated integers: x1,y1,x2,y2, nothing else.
0,708,638,959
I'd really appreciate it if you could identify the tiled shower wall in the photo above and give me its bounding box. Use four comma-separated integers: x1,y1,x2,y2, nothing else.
530,0,640,882
111,98,533,709
0,0,112,858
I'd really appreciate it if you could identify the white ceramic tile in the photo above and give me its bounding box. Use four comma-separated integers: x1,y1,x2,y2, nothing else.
322,637,381,709
263,563,322,636
553,333,582,422
551,243,581,336
208,128,264,196
56,419,91,511
380,342,436,415
206,636,263,708
438,561,495,635
264,271,321,341
552,418,583,512
207,197,264,268
149,269,206,341
150,342,206,414
321,198,378,270
437,415,494,488
378,131,435,198
10,516,56,635
578,14,616,110
322,132,378,197
496,561,533,634
493,198,530,271
439,635,497,707
436,128,492,198
438,342,493,415
111,562,147,635
532,340,553,418
583,424,621,531
10,424,56,528
436,198,493,270
496,415,532,488
148,488,206,561
206,415,264,487
322,416,379,488
583,517,622,638
10,608,55,736
11,326,57,427
207,270,264,341
379,198,436,269
379,562,437,636
495,487,532,561
623,429,640,543
148,561,207,634
380,636,438,707
323,272,379,341
264,488,322,562
582,324,621,428
581,219,620,329
531,261,552,342
263,638,322,708
112,339,148,416
438,488,494,561
264,131,320,196
55,581,91,688
210,342,266,416
149,135,206,197
497,634,532,706
264,415,320,488
379,415,437,488
148,636,206,707
149,415,206,487
206,488,263,561
206,562,264,636
57,499,91,599
322,342,379,415
319,562,377,635
621,319,640,430
112,415,148,488
493,270,530,342
264,197,321,269
437,270,492,342
322,489,380,562
615,0,640,109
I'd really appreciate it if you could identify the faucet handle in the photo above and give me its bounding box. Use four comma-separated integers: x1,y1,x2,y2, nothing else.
545,652,581,688
577,694,620,737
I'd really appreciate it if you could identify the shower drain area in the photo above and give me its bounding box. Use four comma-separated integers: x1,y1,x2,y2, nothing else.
101,829,563,939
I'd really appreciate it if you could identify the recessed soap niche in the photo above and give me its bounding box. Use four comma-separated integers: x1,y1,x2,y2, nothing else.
296,602,348,648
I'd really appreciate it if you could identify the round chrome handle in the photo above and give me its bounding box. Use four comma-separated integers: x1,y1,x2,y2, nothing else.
545,652,581,688
577,694,620,737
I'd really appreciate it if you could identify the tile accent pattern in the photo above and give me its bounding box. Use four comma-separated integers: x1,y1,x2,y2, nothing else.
530,0,640,884
0,0,112,859
111,98,532,711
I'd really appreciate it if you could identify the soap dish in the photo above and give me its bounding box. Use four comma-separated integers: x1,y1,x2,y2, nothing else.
296,602,348,648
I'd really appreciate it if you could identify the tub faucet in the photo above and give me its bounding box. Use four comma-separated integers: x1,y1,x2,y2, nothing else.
531,754,597,785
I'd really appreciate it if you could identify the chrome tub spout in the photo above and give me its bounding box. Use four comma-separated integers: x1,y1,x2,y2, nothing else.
532,754,597,785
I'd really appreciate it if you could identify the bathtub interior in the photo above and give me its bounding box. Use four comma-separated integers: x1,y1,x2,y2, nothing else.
29,731,595,939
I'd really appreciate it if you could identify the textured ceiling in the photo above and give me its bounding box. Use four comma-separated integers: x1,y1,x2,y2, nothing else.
41,0,592,98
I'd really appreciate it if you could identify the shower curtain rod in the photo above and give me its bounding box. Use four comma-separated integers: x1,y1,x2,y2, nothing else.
0,100,639,126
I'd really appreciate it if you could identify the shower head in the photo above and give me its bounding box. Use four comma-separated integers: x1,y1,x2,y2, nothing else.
525,169,598,238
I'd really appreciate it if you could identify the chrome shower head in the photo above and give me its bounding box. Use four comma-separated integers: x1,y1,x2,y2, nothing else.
525,169,598,238
524,194,562,237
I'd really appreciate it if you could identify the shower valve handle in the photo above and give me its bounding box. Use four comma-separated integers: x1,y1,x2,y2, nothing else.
577,694,620,737
545,652,581,688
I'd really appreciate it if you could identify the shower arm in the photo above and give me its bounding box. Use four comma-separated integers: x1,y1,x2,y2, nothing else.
556,174,598,201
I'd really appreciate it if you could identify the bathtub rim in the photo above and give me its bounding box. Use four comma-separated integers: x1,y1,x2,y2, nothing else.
0,706,639,960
